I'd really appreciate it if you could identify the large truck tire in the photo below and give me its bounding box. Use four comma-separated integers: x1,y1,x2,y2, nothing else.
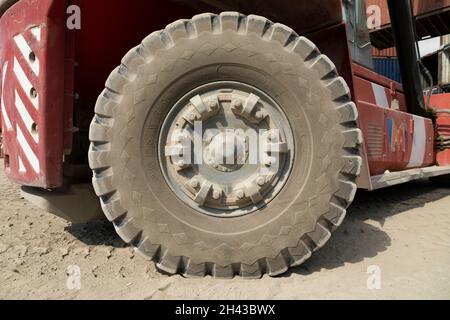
88,12,362,278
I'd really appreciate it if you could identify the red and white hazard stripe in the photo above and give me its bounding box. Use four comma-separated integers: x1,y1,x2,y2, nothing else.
1,0,67,188
1,26,42,175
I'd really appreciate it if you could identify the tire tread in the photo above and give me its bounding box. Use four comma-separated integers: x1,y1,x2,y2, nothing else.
88,12,363,278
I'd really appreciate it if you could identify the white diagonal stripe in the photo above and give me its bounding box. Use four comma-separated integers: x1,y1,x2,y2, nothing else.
14,34,40,76
13,57,39,110
30,26,41,42
16,124,39,173
15,90,39,143
18,156,27,173
1,62,12,130
371,82,389,109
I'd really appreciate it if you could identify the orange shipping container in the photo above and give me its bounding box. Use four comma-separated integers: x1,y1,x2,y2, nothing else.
372,47,397,57
366,0,450,28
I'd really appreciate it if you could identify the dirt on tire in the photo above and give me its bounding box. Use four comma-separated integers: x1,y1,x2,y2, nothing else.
1,160,450,299
89,12,362,278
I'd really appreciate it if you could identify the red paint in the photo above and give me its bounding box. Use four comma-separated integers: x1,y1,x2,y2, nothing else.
0,0,443,191
353,63,404,96
1,0,197,188
0,0,66,188
353,63,434,175
71,0,198,110
64,24,75,155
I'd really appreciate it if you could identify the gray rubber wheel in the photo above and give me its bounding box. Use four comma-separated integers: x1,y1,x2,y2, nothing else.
88,12,362,278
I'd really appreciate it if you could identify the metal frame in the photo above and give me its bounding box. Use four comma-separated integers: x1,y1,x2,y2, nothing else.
371,165,450,189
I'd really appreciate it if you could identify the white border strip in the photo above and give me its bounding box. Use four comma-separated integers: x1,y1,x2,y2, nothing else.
407,115,426,168
371,83,389,109
18,156,27,173
1,61,12,130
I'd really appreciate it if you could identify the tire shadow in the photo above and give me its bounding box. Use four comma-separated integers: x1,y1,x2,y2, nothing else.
286,179,450,276
65,179,450,273
65,219,127,248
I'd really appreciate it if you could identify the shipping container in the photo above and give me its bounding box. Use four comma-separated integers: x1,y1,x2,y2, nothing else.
367,0,450,49
439,35,450,87
373,57,402,83
366,0,450,28
372,47,397,57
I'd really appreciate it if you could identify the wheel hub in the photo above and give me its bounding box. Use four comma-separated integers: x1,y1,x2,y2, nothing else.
159,81,294,217
204,129,247,173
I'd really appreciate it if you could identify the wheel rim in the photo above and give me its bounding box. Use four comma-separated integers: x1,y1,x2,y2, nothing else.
158,81,294,217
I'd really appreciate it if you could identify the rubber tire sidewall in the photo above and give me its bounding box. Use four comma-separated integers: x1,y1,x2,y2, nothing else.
106,30,344,266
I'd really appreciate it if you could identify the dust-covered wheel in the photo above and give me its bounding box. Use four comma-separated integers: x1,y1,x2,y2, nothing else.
88,12,362,278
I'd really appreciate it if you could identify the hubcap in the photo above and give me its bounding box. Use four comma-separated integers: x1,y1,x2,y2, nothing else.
158,81,294,217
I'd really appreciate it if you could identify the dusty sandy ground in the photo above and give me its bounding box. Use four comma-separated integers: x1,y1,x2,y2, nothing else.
0,161,449,300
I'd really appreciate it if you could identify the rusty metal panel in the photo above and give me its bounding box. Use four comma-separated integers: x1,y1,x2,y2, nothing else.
0,0,66,188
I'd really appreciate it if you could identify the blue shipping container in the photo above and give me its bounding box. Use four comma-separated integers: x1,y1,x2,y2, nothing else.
373,58,402,84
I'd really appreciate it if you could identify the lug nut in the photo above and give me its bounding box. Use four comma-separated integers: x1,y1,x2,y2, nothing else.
176,160,185,167
232,100,243,110
257,177,265,186
268,132,277,141
236,190,245,199
190,179,199,188
209,100,218,109
189,113,196,121
264,157,275,167
255,111,264,120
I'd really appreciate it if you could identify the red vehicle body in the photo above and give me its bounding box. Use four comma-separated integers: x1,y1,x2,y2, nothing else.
0,0,449,205
1,0,450,278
